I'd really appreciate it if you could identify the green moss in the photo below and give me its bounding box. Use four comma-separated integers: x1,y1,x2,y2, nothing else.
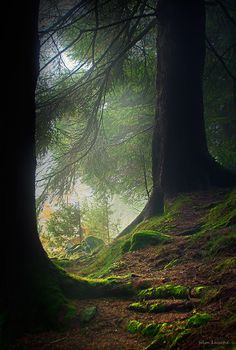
193,189,236,255
128,302,148,312
191,285,221,304
127,320,143,333
149,303,168,313
204,189,236,231
129,230,171,251
143,322,192,350
34,268,76,329
138,284,189,300
132,194,190,236
187,313,212,327
200,287,222,304
52,258,74,268
79,306,97,325
215,257,236,272
122,239,131,253
191,286,208,298
164,258,181,269
207,230,236,256
80,239,124,278
141,323,161,337
169,329,191,349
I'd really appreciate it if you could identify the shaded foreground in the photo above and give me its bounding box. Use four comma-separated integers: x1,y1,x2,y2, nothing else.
10,188,236,349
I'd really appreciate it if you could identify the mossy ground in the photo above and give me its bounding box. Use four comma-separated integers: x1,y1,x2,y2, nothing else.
11,188,236,350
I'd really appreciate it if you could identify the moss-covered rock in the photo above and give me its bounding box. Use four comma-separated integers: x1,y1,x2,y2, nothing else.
79,306,97,324
149,303,167,313
129,230,171,251
149,300,193,313
141,323,161,337
186,312,211,327
128,302,148,312
127,320,143,333
138,284,189,300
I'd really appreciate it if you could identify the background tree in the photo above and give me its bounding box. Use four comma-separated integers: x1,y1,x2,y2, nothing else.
36,0,236,235
46,203,83,244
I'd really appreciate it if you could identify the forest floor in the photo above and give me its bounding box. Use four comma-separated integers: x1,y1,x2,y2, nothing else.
10,188,236,350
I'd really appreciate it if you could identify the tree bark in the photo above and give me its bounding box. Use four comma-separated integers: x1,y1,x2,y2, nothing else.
1,1,56,344
119,0,235,236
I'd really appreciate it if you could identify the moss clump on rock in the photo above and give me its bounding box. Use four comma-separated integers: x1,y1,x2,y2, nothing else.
186,313,211,327
141,323,161,337
127,320,143,334
128,302,148,312
138,284,189,300
129,231,171,252
149,303,168,313
79,306,97,325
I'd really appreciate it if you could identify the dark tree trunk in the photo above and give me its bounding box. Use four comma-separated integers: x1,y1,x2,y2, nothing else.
1,1,56,344
154,0,208,194
119,0,235,236
152,0,235,197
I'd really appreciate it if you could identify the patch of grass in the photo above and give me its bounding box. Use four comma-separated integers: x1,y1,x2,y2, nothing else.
164,258,181,269
58,268,134,299
138,284,189,300
215,257,236,272
192,189,236,257
132,194,190,236
186,313,212,327
204,189,236,231
129,230,171,251
51,258,75,269
226,297,236,313
207,230,236,256
128,302,148,312
80,239,125,278
127,320,143,333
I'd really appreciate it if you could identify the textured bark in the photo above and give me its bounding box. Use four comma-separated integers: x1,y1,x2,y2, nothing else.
119,0,235,236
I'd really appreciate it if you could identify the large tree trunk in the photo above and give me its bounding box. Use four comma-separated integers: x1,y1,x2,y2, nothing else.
119,0,235,236
1,1,58,345
153,0,235,196
154,0,208,194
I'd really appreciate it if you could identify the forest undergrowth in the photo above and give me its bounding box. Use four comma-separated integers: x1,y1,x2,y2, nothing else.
10,187,236,350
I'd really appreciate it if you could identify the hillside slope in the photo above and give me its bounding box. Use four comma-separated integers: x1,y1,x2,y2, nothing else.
11,188,236,350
